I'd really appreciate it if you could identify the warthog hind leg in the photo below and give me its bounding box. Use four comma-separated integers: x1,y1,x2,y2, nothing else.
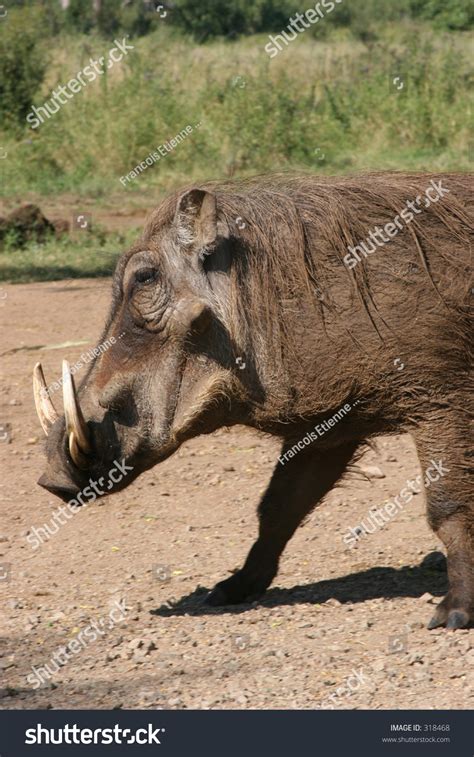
413,415,473,630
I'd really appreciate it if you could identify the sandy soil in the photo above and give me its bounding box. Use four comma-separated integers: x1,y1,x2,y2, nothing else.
0,279,472,710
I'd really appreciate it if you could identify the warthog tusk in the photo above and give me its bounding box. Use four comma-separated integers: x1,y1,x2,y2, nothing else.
33,362,59,435
62,359,91,466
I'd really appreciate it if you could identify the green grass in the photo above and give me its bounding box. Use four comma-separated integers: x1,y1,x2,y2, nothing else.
0,21,472,283
1,23,472,200
0,228,137,284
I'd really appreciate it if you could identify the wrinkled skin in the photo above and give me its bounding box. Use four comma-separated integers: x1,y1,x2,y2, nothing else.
36,175,474,629
39,191,242,498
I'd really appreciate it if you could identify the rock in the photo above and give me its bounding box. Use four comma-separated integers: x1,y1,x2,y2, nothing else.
406,620,425,630
359,464,385,479
408,653,424,665
52,219,70,236
128,638,144,650
419,592,435,603
105,651,120,662
48,611,65,622
0,204,55,248
324,598,341,607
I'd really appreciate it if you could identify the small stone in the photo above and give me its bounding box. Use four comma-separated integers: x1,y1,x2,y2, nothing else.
105,651,120,662
419,592,435,603
48,611,65,622
168,697,182,707
359,464,385,479
324,598,341,607
408,653,424,665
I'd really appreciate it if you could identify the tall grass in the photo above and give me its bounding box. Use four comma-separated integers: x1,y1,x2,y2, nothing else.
1,23,472,200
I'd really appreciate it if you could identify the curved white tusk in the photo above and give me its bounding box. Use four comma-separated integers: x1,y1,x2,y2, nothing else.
62,359,91,463
33,362,59,436
68,430,89,470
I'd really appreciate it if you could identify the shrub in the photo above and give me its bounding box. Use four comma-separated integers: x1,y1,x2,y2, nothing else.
0,7,48,128
410,0,474,30
65,0,95,34
172,0,300,40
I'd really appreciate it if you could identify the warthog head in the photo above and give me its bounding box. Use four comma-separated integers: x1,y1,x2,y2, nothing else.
34,187,259,501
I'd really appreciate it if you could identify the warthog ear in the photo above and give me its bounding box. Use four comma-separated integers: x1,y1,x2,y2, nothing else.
175,188,219,251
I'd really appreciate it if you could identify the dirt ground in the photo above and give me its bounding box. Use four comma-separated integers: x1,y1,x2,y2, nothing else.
0,278,472,710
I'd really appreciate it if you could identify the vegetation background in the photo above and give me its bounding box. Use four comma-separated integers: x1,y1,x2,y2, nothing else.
0,0,472,281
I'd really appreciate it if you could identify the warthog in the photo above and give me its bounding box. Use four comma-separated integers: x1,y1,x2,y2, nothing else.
34,173,473,629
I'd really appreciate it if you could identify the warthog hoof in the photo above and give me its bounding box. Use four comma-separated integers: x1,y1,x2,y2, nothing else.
205,570,273,606
427,592,472,630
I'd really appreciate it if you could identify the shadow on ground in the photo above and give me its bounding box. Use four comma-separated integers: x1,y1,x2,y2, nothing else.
151,552,449,618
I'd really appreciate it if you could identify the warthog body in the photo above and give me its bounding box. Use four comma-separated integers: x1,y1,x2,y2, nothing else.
35,172,473,628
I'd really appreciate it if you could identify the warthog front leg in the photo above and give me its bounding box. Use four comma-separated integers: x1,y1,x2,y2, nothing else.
413,416,473,629
206,440,359,606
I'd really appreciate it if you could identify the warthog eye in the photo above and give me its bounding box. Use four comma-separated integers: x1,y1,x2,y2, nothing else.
134,267,158,286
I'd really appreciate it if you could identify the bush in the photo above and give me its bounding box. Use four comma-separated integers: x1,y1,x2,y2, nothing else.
0,7,48,128
65,0,157,38
172,0,300,40
410,0,474,30
65,0,95,34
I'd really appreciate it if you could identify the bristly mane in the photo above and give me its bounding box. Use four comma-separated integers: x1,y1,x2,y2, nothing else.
209,172,470,338
140,171,472,369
